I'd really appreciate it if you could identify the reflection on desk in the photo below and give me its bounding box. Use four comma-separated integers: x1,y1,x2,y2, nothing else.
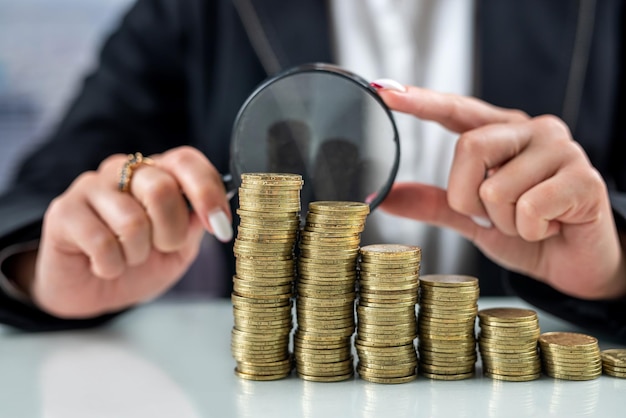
0,297,624,418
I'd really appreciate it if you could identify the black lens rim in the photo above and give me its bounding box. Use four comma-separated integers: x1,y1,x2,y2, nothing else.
229,62,400,211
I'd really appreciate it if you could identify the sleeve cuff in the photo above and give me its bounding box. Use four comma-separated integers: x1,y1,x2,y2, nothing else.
0,240,39,305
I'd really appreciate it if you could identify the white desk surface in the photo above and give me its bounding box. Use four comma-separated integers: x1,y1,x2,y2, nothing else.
0,297,624,418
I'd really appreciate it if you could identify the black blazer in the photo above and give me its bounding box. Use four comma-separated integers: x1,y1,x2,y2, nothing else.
1,0,625,336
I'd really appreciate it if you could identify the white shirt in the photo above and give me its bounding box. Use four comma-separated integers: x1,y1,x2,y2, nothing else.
330,0,478,275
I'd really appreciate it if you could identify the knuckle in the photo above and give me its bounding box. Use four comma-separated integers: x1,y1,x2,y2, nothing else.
98,153,127,172
90,230,118,254
583,167,608,197
446,192,464,213
44,196,67,223
516,196,541,223
507,108,530,121
533,114,571,139
516,199,543,241
118,211,149,239
143,176,179,205
87,230,122,276
168,145,204,166
478,180,501,204
455,131,487,158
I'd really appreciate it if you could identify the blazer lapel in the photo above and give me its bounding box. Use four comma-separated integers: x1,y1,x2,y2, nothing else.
476,0,580,118
234,0,334,74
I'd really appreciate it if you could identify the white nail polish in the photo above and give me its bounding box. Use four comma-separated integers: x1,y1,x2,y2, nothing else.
208,209,233,242
370,78,407,93
471,216,493,229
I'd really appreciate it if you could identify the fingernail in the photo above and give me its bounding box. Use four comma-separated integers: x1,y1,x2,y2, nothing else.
208,209,233,242
471,216,493,229
370,78,406,93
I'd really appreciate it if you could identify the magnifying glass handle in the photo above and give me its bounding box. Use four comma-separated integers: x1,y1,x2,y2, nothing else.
222,173,237,201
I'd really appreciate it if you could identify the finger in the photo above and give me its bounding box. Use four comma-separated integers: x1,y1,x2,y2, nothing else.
128,164,191,253
451,116,575,236
447,122,534,223
157,146,233,242
377,182,480,239
515,166,606,241
86,185,152,267
47,191,125,279
377,86,529,133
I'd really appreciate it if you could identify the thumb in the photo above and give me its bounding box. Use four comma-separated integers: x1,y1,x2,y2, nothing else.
378,182,481,240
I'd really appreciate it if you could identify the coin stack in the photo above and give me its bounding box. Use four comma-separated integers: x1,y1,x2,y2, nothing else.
539,332,602,381
601,348,626,378
294,201,370,382
417,274,479,380
355,244,421,384
230,173,303,381
477,308,541,381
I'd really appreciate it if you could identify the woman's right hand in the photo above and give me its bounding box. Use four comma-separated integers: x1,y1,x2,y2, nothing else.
28,146,233,318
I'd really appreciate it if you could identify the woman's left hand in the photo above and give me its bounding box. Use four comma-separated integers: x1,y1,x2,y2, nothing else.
375,84,626,300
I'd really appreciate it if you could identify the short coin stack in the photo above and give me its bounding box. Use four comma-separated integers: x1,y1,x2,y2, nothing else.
355,244,421,384
417,275,479,380
601,348,626,378
231,173,303,380
294,201,369,382
477,308,541,381
539,332,602,381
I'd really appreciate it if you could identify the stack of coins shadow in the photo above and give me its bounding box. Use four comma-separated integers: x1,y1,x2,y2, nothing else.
477,308,541,381
539,332,602,381
355,244,421,384
230,173,303,380
417,275,479,380
601,349,626,378
294,201,370,382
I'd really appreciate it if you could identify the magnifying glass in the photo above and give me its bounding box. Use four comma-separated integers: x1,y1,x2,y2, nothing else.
226,63,400,212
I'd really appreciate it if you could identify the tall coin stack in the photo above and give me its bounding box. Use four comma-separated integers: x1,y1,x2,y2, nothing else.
477,308,541,381
231,173,303,381
601,349,626,378
539,332,602,380
294,201,370,382
417,274,479,380
356,244,421,384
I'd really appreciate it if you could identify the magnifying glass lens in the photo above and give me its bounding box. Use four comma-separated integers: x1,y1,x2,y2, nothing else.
230,64,399,212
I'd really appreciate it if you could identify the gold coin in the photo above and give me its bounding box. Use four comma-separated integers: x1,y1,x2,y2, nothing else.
359,300,416,309
483,371,541,382
357,364,417,377
538,332,598,348
234,368,291,381
305,212,366,223
479,344,538,355
419,274,479,287
231,292,291,304
420,371,474,381
308,201,369,214
297,372,354,382
360,243,421,258
359,374,417,384
356,348,417,360
296,356,354,370
544,371,601,381
360,282,419,293
478,307,537,322
294,337,350,350
601,349,626,366
295,351,352,363
241,172,303,182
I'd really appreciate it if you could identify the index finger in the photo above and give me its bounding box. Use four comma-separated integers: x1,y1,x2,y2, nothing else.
154,146,233,241
377,86,529,133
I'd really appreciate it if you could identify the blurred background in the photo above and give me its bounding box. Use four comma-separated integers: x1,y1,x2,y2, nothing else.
0,0,135,192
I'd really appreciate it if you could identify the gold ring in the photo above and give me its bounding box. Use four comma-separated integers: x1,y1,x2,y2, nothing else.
118,152,154,192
